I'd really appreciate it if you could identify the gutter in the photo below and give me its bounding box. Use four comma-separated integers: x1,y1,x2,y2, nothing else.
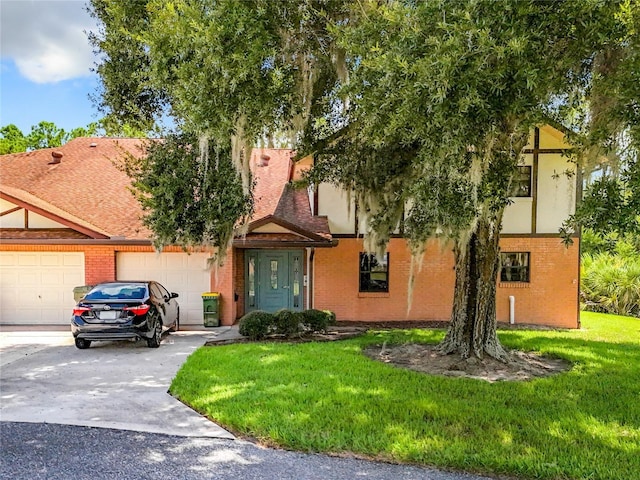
0,238,154,246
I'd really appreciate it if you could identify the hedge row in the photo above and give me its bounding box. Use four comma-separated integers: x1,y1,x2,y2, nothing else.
238,309,336,340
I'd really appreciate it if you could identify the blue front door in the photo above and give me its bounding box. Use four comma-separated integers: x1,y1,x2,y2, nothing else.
245,250,303,313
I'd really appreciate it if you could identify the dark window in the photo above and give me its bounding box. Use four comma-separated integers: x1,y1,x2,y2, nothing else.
359,253,389,292
509,166,532,197
500,252,530,282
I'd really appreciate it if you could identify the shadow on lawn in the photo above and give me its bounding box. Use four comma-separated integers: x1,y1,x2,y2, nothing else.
173,331,640,480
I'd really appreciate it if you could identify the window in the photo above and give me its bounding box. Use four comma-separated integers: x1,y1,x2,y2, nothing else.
359,253,389,292
509,166,532,197
500,252,530,282
149,283,165,300
85,283,147,300
155,283,170,299
270,260,278,289
292,255,301,308
247,256,256,307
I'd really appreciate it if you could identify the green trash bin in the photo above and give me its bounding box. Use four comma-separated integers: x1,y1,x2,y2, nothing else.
202,292,220,327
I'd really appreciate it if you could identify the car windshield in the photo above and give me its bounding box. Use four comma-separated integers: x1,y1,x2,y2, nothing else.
84,284,147,300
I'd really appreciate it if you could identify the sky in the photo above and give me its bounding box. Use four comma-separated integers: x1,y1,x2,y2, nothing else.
0,0,101,133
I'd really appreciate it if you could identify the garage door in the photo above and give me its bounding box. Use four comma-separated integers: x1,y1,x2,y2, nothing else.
0,252,84,325
116,252,211,326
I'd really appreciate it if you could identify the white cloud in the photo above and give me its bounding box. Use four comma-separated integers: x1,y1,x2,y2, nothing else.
0,0,98,84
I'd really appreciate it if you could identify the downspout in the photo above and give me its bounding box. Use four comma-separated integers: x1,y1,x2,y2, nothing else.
575,165,584,329
509,296,515,325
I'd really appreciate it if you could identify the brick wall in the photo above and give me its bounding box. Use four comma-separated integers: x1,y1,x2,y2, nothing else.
1,237,579,328
211,248,236,326
234,249,245,321
314,238,455,322
313,236,579,328
84,247,116,285
497,237,579,328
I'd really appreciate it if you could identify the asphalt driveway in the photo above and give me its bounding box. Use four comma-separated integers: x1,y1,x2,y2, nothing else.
0,328,234,439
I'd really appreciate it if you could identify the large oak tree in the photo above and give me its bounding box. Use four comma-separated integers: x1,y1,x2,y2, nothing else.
90,0,638,359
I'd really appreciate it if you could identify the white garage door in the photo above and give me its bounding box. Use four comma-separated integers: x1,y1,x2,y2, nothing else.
116,252,211,326
0,252,84,325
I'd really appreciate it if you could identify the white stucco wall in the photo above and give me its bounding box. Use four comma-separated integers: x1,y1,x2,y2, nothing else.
0,199,24,228
502,198,533,234
28,212,67,228
539,124,572,149
0,199,67,229
536,154,577,233
317,183,356,234
0,198,67,229
502,154,535,234
253,223,297,234
315,125,575,237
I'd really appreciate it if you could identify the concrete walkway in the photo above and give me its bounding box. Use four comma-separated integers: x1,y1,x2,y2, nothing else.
0,326,240,438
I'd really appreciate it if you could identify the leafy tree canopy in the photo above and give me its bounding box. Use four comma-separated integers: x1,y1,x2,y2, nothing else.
122,133,253,258
0,124,29,154
565,157,640,239
0,120,153,155
90,0,639,359
0,121,98,154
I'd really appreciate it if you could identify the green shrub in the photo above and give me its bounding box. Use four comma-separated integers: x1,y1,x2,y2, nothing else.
274,309,304,337
581,229,640,256
239,309,338,340
302,309,336,333
238,310,275,340
581,250,640,317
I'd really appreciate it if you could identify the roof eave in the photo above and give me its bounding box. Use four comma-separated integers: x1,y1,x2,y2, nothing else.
247,215,330,243
0,191,111,239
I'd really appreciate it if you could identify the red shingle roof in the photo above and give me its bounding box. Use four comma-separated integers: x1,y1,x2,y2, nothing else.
247,148,333,244
1,137,150,239
1,139,333,245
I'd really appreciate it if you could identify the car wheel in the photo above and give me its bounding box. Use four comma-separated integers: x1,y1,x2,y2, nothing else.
147,313,162,348
75,338,91,349
168,307,180,333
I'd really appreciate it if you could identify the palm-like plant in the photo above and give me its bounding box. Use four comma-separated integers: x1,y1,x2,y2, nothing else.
581,241,640,317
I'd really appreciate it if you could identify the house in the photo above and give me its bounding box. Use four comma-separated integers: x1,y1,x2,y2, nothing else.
0,125,580,328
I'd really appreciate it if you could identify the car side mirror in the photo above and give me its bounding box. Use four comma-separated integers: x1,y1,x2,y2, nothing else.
170,292,179,299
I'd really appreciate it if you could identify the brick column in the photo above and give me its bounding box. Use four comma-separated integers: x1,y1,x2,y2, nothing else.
212,248,236,326
84,247,116,285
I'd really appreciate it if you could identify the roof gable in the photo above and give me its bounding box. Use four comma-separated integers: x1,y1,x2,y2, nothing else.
0,137,150,239
246,151,333,245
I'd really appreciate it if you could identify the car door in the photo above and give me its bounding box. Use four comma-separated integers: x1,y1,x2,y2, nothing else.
152,282,178,326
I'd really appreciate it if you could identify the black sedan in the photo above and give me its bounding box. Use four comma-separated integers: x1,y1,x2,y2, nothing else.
71,281,179,349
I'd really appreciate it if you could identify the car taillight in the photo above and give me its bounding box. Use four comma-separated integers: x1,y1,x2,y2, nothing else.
124,304,151,316
73,307,91,316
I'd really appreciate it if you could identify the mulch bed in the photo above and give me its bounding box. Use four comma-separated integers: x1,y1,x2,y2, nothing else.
204,326,366,347
363,343,571,382
204,321,572,382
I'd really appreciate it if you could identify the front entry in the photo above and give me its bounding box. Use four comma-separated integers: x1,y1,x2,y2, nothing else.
245,250,303,313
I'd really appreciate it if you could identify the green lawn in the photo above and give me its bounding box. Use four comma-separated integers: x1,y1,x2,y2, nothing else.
170,312,640,480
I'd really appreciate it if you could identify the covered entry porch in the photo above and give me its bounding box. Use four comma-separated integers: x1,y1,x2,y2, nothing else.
244,249,305,313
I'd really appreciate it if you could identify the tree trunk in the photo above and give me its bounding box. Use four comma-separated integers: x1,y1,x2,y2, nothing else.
438,214,509,361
